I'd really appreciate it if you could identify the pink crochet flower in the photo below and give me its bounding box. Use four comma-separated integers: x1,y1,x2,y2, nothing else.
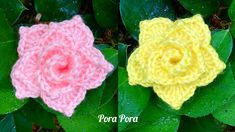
11,15,113,117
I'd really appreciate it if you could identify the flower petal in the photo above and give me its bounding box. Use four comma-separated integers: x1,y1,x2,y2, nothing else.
18,24,48,56
11,47,41,99
53,15,94,47
139,18,173,46
153,84,197,109
39,23,74,48
84,64,112,89
127,48,152,87
41,87,86,117
196,45,226,86
77,47,114,89
181,14,211,46
165,20,199,47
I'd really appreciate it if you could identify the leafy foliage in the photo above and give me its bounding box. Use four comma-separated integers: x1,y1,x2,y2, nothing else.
124,99,180,132
17,100,56,129
57,97,117,132
179,0,220,17
0,0,26,24
118,67,151,131
0,9,27,115
34,0,82,21
213,95,235,126
178,115,224,132
118,43,128,67
211,30,233,63
120,0,175,40
229,0,235,38
0,79,27,115
93,0,118,28
0,114,17,132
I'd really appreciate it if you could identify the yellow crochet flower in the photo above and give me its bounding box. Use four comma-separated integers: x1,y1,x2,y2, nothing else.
127,15,226,110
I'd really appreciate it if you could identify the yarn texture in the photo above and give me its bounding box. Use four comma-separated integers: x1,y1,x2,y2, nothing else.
11,15,113,117
127,15,226,109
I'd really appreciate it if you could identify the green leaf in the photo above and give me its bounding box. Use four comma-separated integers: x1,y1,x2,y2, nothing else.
97,45,118,69
0,113,31,132
93,0,118,28
229,0,235,21
229,0,235,39
124,99,180,132
0,114,16,132
100,70,117,106
231,54,235,77
0,9,17,79
0,115,4,120
34,0,81,21
118,43,128,67
13,111,32,132
0,79,28,114
95,44,112,50
0,42,18,80
179,0,220,17
211,30,233,63
0,0,26,24
0,10,26,114
76,77,116,114
18,100,55,129
120,0,175,40
118,67,151,131
57,97,117,132
156,64,235,117
220,0,233,6
230,23,235,39
82,14,103,38
0,9,16,43
213,95,235,126
178,116,224,132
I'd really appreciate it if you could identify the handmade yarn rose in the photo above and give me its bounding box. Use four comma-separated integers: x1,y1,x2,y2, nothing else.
11,15,113,116
127,15,226,109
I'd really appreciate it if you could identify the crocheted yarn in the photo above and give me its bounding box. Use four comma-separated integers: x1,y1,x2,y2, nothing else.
127,15,226,109
11,15,113,117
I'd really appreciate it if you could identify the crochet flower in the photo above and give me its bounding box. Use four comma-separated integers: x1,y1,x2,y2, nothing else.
127,15,226,109
11,15,113,116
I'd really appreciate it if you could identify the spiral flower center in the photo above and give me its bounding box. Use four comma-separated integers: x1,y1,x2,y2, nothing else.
40,44,77,89
158,42,191,76
52,55,72,76
163,48,182,65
